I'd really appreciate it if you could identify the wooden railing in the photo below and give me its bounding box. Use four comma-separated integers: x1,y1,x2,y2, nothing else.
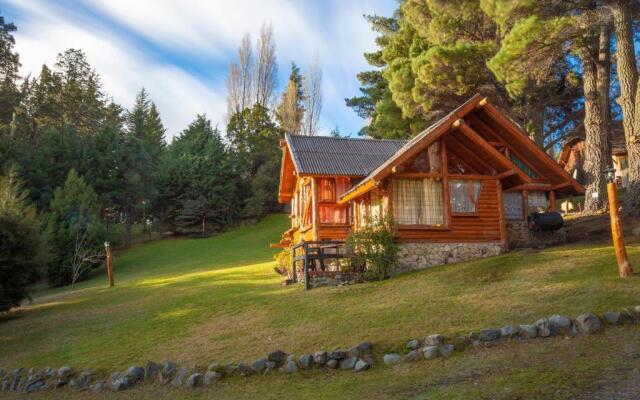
291,240,348,290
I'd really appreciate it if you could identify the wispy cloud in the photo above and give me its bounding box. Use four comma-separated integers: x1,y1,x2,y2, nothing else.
4,0,395,138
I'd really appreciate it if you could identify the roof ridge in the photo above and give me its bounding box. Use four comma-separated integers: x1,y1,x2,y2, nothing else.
287,134,407,143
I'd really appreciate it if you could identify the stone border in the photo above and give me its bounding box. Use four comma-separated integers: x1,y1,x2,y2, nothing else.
2,306,639,394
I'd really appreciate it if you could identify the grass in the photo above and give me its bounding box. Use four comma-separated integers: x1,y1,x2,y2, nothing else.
2,213,640,399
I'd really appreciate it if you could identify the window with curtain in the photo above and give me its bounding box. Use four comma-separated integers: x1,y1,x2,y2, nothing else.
449,180,482,213
318,178,335,202
503,191,523,220
319,205,348,224
335,177,350,199
392,178,444,225
528,191,548,212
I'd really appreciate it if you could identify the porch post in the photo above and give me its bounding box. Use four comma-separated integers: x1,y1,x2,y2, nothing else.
303,242,310,290
291,245,297,283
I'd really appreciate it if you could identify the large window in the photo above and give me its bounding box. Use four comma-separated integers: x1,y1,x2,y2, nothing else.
449,180,482,213
503,191,523,220
319,205,348,224
528,191,548,212
392,178,444,226
318,177,350,203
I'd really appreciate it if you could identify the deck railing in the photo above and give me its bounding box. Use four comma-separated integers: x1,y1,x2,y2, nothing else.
291,240,348,290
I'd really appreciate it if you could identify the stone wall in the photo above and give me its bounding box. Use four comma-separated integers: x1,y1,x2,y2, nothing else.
306,271,362,288
506,221,567,249
395,242,504,274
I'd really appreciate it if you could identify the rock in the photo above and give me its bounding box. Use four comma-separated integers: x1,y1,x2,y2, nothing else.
535,318,551,337
406,349,421,361
171,367,188,386
283,359,298,373
161,361,178,383
326,359,338,369
423,346,440,360
549,315,573,335
383,353,401,365
313,351,328,365
575,313,604,334
10,368,22,391
43,368,55,379
76,370,94,388
207,362,223,373
224,363,237,376
339,357,358,370
111,377,132,391
265,361,277,371
267,350,288,366
351,341,373,357
89,380,106,392
451,336,470,351
519,324,538,339
57,366,72,379
479,329,501,342
354,359,370,372
299,354,313,370
440,344,455,358
236,363,254,377
252,358,267,373
110,371,123,382
203,370,222,385
500,325,520,338
468,331,480,341
425,334,445,346
187,373,202,388
329,349,347,360
25,379,47,393
622,308,637,323
145,361,160,382
125,366,145,383
603,311,624,325
406,339,420,350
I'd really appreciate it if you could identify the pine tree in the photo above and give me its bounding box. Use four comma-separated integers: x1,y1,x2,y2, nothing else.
276,63,305,134
144,102,166,162
0,13,21,127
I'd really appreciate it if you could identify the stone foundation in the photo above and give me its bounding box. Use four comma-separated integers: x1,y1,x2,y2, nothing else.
306,271,363,288
395,242,504,274
506,221,567,249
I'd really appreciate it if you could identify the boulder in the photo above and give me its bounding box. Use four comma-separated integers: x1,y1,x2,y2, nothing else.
329,349,347,360
171,367,188,386
423,346,440,360
425,334,445,347
25,378,47,393
535,318,551,337
479,329,501,342
252,358,268,374
299,354,313,370
161,361,178,383
313,351,328,365
10,368,22,391
603,311,624,325
406,339,420,350
111,377,132,391
187,373,202,388
145,361,160,382
406,350,421,361
57,366,72,380
500,325,520,338
549,315,573,335
326,359,338,369
43,368,55,379
339,357,358,370
89,380,106,393
267,350,288,366
351,341,373,357
236,363,254,377
518,324,538,339
575,313,604,334
451,336,470,351
440,344,455,358
125,366,145,383
383,353,401,365
354,359,370,372
283,359,298,373
203,371,222,385
76,370,94,389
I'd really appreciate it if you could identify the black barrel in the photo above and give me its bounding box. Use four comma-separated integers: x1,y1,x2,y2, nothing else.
528,212,564,231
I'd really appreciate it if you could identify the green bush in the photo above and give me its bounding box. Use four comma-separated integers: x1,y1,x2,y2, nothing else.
345,216,398,281
273,247,292,277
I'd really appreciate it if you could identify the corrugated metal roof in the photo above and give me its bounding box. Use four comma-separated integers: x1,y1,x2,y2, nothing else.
286,134,407,176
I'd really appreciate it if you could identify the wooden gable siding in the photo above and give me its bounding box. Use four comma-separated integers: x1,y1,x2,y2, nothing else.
394,178,502,243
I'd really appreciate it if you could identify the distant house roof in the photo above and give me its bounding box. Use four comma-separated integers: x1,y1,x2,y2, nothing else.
285,134,406,176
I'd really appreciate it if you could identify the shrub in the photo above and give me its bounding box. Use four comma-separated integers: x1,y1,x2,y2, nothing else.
345,216,398,281
273,247,292,277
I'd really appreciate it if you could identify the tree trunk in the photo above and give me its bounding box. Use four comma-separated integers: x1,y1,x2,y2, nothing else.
581,42,607,213
611,0,640,215
597,23,611,162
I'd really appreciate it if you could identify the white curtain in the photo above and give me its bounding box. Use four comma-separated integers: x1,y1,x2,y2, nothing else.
449,180,482,213
393,178,443,225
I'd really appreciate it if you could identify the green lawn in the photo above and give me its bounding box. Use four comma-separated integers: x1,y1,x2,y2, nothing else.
2,213,640,399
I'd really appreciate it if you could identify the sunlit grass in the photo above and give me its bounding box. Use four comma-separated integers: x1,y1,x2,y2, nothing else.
1,213,639,399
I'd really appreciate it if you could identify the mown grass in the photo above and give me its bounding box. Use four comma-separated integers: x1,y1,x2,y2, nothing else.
2,213,640,399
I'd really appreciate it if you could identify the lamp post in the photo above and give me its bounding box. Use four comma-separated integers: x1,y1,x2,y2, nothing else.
604,166,634,277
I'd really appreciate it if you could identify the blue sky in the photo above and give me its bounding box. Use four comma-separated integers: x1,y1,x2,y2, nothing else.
1,0,396,139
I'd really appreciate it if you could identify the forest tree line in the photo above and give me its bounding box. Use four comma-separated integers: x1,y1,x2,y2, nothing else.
0,15,322,310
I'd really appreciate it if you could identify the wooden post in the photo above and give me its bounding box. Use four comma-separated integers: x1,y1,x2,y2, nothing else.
496,180,509,252
549,190,557,212
104,242,114,287
607,182,634,277
291,245,297,283
303,242,310,290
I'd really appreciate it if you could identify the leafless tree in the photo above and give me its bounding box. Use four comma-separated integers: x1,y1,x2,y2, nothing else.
302,56,322,136
254,24,278,108
226,34,254,119
68,228,103,287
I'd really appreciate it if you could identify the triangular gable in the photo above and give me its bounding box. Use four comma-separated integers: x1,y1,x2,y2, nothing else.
278,139,297,203
340,94,585,203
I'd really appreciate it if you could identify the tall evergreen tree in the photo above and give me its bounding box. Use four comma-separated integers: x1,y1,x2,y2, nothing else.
276,63,305,134
0,13,21,128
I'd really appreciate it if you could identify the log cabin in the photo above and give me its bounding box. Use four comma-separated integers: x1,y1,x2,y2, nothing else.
275,94,585,280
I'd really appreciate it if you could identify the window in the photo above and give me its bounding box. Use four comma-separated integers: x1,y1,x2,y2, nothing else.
319,205,348,224
510,153,540,179
504,191,523,220
528,191,548,213
392,178,444,226
318,179,335,202
449,180,482,213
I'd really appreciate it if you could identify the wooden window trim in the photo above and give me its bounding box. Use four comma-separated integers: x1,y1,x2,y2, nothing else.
396,224,448,231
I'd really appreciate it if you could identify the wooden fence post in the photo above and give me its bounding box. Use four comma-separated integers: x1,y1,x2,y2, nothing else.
606,182,634,277
104,241,114,287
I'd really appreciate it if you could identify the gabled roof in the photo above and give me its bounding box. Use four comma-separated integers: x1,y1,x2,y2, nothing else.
285,134,406,176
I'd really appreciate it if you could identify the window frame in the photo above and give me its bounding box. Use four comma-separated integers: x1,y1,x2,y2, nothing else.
449,179,483,216
392,177,446,230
